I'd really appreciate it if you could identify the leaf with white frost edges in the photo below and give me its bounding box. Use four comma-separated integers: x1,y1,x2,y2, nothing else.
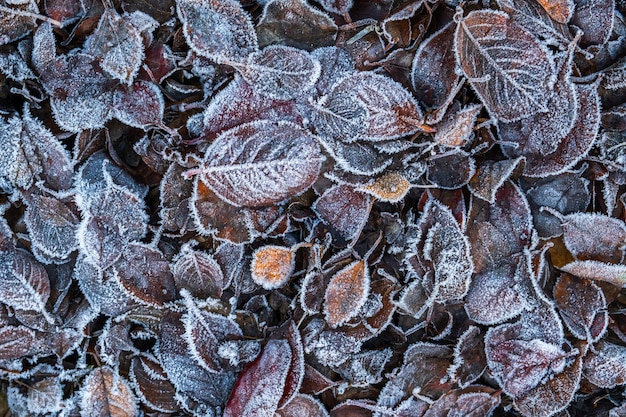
113,81,165,129
197,120,323,207
324,260,370,328
176,0,258,62
498,0,572,46
238,45,321,100
468,157,524,204
0,248,53,323
224,338,292,417
277,394,329,417
129,355,179,413
328,72,425,141
313,184,371,241
79,366,137,417
583,341,626,388
250,245,295,289
561,212,626,263
560,260,626,287
172,243,224,299
84,8,144,84
25,194,79,264
454,9,556,122
182,294,243,373
312,92,368,140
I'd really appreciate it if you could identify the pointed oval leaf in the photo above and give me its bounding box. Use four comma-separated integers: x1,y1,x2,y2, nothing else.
239,45,321,100
113,81,164,129
176,0,258,62
224,338,292,417
84,8,144,84
328,72,425,141
324,260,370,328
172,244,224,299
561,212,626,263
129,355,179,413
455,9,556,122
198,120,323,207
358,172,412,203
79,366,137,417
583,341,626,388
313,184,371,241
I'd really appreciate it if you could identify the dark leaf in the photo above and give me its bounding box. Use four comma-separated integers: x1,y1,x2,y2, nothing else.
313,184,371,241
467,157,524,204
172,243,224,299
561,212,626,263
129,354,179,413
498,0,573,46
554,273,608,342
583,341,626,388
411,21,459,109
257,0,337,50
112,81,164,129
113,243,177,306
426,150,476,190
571,0,615,46
277,394,330,417
448,326,487,388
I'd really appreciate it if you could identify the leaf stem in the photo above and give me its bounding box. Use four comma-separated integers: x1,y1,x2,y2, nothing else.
0,5,62,27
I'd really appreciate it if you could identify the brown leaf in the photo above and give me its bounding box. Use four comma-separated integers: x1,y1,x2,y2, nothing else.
251,245,295,290
324,260,370,328
79,366,137,417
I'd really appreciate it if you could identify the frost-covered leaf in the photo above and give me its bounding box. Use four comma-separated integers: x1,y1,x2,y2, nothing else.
159,310,236,413
202,76,300,137
312,92,368,140
224,338,292,417
256,0,337,50
191,178,253,244
499,49,577,156
319,137,392,175
583,341,626,388
485,324,574,397
0,325,39,360
113,243,177,306
112,81,164,129
554,273,607,342
571,0,615,47
435,104,481,148
159,162,194,233
358,172,412,203
560,260,626,287
172,243,224,299
313,184,371,241
465,253,534,325
176,0,258,62
420,198,474,302
0,248,52,321
277,393,329,417
129,355,179,413
79,366,137,417
77,216,127,270
448,326,487,388
0,109,73,192
310,46,356,96
333,348,392,386
0,0,38,45
250,245,295,289
514,351,583,417
377,343,453,411
454,9,556,122
276,320,305,408
25,193,79,263
508,80,600,177
84,8,144,84
468,157,524,204
324,260,370,328
36,50,116,132
238,45,321,100
412,21,459,109
561,212,626,263
328,72,425,141
423,387,500,417
182,294,243,373
197,120,322,207
27,377,64,415
498,0,572,46
0,49,35,82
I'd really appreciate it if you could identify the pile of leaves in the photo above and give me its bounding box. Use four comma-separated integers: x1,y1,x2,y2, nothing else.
1,0,626,415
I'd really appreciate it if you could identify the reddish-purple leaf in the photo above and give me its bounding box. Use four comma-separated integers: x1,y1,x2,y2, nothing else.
571,0,615,46
583,341,626,388
112,81,164,129
561,212,626,263
171,243,224,299
554,273,608,342
224,338,292,417
313,184,371,241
